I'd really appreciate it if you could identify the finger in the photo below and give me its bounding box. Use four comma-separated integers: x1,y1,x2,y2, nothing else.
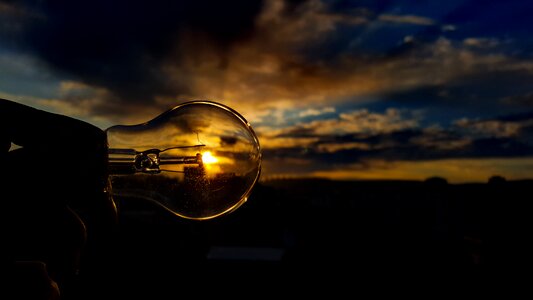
0,99,106,153
6,205,86,297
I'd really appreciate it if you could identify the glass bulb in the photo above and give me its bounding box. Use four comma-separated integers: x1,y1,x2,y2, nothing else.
107,101,261,220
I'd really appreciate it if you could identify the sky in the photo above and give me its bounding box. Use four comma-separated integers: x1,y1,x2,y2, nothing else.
1,0,533,182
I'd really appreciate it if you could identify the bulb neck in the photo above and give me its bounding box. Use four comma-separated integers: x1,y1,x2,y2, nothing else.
108,148,202,175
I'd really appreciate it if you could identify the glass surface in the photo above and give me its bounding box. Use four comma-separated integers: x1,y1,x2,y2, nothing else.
107,101,261,220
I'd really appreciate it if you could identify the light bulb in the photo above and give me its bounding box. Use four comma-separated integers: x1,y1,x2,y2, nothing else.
106,101,261,220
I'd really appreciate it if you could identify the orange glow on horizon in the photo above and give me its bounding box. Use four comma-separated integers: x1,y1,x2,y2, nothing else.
260,157,533,183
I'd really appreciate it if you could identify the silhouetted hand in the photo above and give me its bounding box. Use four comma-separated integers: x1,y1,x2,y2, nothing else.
0,99,116,299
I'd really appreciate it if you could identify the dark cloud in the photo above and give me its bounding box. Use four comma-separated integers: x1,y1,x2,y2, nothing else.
502,93,533,108
381,68,533,122
2,0,263,105
263,112,533,168
493,111,533,122
220,136,238,146
265,132,533,167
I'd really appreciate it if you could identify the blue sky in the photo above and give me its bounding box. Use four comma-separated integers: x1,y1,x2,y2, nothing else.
1,0,533,181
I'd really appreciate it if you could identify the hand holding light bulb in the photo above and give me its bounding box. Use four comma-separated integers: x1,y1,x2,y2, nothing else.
1,98,261,298
2,99,261,219
107,101,262,220
1,98,113,299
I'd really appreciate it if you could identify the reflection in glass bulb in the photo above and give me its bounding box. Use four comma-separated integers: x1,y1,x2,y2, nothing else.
106,101,261,220
201,152,218,164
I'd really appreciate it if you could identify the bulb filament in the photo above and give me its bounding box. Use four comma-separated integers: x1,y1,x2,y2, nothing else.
109,145,206,174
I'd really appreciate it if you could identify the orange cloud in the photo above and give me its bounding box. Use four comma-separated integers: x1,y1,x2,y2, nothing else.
454,117,533,138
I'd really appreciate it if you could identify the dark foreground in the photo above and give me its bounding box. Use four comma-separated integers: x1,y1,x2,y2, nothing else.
73,178,532,298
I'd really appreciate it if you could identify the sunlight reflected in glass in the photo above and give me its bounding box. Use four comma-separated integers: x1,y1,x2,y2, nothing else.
201,151,218,164
106,101,261,220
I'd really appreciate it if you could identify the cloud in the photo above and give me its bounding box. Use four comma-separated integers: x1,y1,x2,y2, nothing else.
195,34,533,126
259,108,423,162
43,81,164,125
454,117,533,139
0,2,466,117
274,108,420,138
502,92,533,107
260,136,319,150
2,0,263,105
410,127,472,151
316,142,371,153
463,37,500,48
3,0,533,129
441,24,456,32
298,106,335,118
378,14,435,26
258,110,533,176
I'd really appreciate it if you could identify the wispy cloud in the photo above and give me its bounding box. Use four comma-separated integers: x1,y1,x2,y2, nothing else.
502,92,533,107
454,117,531,139
463,37,500,48
378,14,435,26
298,107,335,118
264,107,419,136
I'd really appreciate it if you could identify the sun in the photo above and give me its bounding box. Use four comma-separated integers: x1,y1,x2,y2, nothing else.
201,151,219,164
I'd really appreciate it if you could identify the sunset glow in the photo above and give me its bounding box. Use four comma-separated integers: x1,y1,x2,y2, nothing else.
1,0,532,182
201,152,218,165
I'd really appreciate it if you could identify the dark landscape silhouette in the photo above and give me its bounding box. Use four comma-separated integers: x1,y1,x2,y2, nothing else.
72,176,533,298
